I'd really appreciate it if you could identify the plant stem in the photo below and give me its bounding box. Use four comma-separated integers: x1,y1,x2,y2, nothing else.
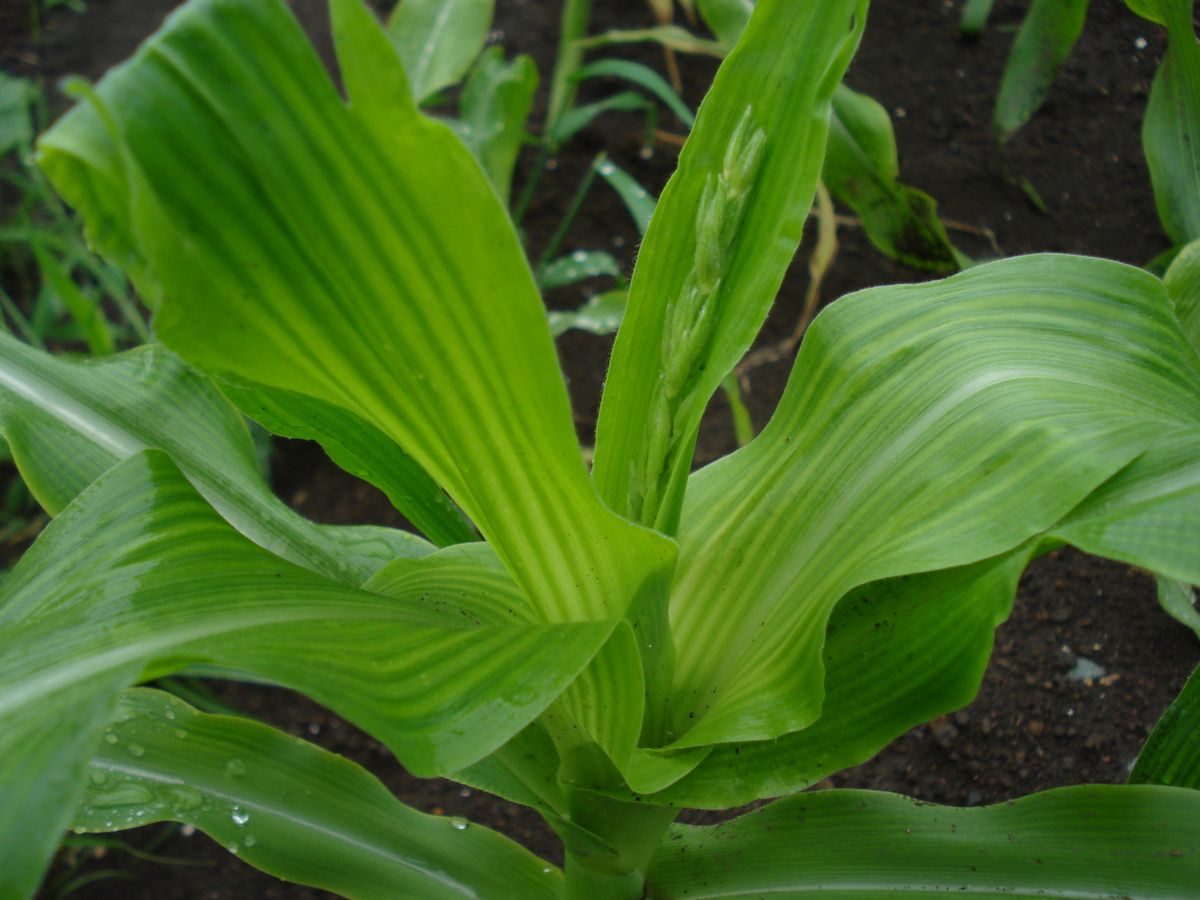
559,791,677,900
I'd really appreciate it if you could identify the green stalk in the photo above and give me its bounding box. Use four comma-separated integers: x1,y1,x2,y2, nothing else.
547,0,593,148
558,790,677,900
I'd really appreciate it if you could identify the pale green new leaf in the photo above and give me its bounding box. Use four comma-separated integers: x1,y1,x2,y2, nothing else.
386,0,493,103
826,84,961,271
455,46,538,206
1140,0,1200,245
1130,663,1200,787
663,256,1200,753
645,786,1200,897
38,0,674,624
994,0,1090,139
593,0,868,534
75,689,562,899
0,332,431,584
0,452,610,897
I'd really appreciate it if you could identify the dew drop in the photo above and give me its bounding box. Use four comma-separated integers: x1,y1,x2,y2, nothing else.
244,834,257,848
166,786,204,812
174,729,188,739
164,709,176,720
231,807,250,827
448,816,470,831
91,783,155,808
227,842,240,855
225,758,247,778
571,249,588,262
89,770,107,786
597,161,617,176
541,866,554,875
102,733,118,745
126,743,146,758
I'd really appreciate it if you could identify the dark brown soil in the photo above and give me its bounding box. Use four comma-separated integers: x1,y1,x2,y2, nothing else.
11,0,1197,897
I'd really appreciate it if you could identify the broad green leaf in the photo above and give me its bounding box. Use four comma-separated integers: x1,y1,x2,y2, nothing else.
593,0,868,534
695,0,752,50
548,290,627,337
74,689,562,899
993,0,1090,139
644,786,1200,897
1131,663,1200,787
454,46,538,206
0,332,431,584
0,451,610,896
0,71,33,155
386,0,493,103
826,84,960,272
573,59,695,128
216,375,476,548
1166,236,1200,351
662,256,1200,753
38,0,674,623
643,548,1032,807
540,250,622,291
596,157,656,234
1050,430,1200,585
1141,0,1200,245
1156,574,1200,639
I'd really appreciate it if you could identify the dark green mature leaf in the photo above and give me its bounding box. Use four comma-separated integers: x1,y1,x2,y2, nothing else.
573,59,695,128
0,452,609,897
593,0,868,533
386,0,493,103
825,84,961,271
551,91,655,147
217,374,476,548
661,256,1200,755
454,46,538,206
644,787,1200,897
75,689,562,899
1131,663,1200,787
39,0,674,624
993,0,1090,139
0,332,430,584
1136,0,1200,244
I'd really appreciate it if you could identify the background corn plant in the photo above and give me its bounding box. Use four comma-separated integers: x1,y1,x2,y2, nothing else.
2,0,1200,896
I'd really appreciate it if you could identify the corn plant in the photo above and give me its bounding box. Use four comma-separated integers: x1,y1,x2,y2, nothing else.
3,0,1200,897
